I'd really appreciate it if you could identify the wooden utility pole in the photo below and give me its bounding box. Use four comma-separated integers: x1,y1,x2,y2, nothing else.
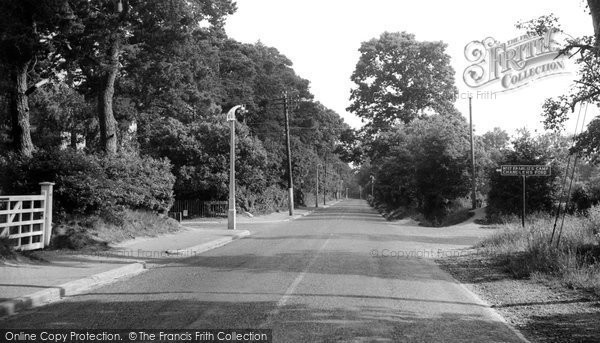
315,164,320,208
522,175,526,228
323,156,327,205
469,95,477,209
283,92,294,215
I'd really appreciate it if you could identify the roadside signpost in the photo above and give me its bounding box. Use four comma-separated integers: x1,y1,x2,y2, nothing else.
500,165,551,227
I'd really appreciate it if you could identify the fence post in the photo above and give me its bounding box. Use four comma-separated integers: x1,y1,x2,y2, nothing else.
39,182,55,247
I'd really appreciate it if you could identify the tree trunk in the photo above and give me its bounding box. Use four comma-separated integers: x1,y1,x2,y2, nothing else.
97,36,120,155
10,61,34,157
589,0,600,46
69,109,77,149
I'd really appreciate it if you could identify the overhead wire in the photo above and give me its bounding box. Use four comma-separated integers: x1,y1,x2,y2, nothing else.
549,102,583,244
556,102,589,247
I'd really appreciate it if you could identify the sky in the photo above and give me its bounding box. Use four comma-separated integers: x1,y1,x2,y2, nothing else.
225,0,595,136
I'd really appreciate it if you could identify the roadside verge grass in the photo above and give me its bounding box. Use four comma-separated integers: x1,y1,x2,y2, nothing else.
50,210,181,251
478,206,600,296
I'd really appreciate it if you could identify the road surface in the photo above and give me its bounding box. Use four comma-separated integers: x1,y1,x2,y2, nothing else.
0,199,524,342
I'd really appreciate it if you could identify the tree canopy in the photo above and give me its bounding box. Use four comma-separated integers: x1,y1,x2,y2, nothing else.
0,0,351,216
347,32,457,136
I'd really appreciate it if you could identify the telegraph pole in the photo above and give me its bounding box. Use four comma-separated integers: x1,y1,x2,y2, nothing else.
269,93,295,216
469,95,477,209
522,175,526,228
323,156,327,206
315,164,320,208
283,92,294,215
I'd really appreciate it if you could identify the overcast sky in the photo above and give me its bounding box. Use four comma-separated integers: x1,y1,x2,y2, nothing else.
225,0,594,136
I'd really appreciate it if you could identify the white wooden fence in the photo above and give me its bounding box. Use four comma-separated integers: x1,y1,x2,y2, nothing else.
0,182,54,251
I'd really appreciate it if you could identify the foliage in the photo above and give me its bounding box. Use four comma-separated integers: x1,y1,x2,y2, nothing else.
572,117,600,163
347,31,457,136
474,127,511,200
522,5,600,161
0,149,174,223
0,0,351,239
0,0,73,73
486,130,566,222
366,114,471,221
29,81,95,149
140,115,268,200
570,177,600,213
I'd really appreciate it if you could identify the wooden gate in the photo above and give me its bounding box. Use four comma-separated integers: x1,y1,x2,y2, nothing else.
0,182,54,251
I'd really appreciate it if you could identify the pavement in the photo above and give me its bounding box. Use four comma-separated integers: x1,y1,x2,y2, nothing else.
0,199,528,342
181,205,317,225
0,201,340,317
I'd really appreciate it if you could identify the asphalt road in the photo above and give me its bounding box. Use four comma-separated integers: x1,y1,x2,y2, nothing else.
0,199,524,342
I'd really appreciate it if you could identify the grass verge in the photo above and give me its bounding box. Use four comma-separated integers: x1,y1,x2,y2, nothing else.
477,205,600,296
50,210,181,251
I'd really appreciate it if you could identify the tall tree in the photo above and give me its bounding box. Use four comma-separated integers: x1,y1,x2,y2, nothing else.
69,0,236,154
347,32,457,136
0,0,73,156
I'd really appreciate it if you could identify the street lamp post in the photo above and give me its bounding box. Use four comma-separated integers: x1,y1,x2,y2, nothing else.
227,105,245,230
370,175,375,199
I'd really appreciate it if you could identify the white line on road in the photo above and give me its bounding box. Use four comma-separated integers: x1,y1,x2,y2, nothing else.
260,234,332,328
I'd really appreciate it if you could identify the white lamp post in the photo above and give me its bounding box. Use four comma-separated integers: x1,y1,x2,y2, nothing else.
370,175,375,198
227,105,245,230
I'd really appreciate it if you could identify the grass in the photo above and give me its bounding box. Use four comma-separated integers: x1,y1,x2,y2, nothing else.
0,236,17,261
368,197,475,227
50,209,181,251
478,206,600,296
417,208,474,227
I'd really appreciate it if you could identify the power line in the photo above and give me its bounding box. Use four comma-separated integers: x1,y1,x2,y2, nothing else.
549,103,583,244
556,102,589,247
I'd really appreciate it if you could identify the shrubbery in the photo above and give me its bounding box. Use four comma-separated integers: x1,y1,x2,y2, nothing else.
141,116,271,202
0,149,175,223
570,181,600,214
485,131,565,223
237,184,287,214
366,113,471,222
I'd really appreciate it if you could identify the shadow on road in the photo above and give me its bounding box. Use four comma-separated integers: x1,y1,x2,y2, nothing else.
149,250,465,282
0,298,521,342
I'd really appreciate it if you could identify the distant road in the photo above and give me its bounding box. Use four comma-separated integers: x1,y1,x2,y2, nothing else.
0,199,524,342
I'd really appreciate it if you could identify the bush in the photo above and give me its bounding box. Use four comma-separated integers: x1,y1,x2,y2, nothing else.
141,117,270,202
102,154,175,213
0,150,175,223
485,132,563,223
237,184,287,214
571,182,600,213
368,114,471,221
